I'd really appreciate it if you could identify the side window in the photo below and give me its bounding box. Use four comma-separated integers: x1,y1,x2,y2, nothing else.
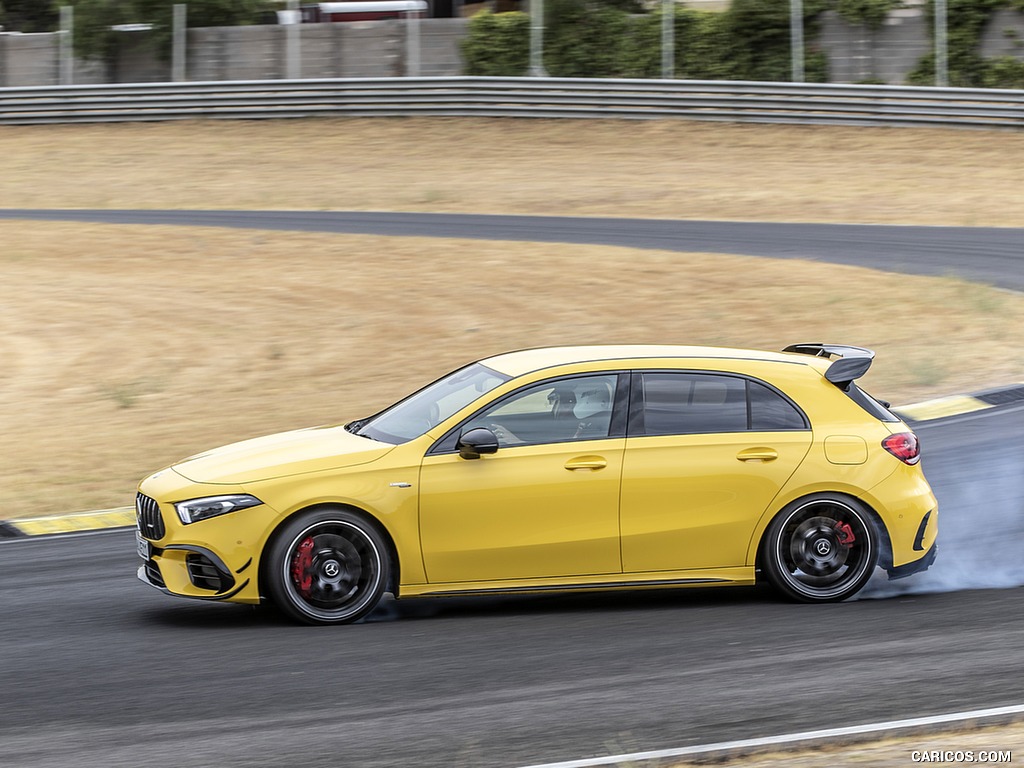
466,374,618,447
641,373,747,435
749,381,808,430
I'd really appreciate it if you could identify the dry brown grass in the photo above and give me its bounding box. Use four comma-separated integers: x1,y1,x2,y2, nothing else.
670,722,1024,767
3,117,1024,517
2,221,1023,517
2,118,1024,225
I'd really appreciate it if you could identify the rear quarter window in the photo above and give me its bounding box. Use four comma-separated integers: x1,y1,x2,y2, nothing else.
749,380,808,430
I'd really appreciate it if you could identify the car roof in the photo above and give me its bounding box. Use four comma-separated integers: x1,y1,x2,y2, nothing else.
481,345,822,377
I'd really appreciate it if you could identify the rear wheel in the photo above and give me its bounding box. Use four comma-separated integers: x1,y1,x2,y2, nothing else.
763,494,878,603
266,508,390,625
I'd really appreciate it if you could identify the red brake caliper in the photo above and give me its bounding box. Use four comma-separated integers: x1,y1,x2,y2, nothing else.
835,522,856,547
291,536,315,597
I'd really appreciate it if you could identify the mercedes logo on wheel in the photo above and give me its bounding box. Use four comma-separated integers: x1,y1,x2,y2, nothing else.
815,539,832,556
323,561,341,578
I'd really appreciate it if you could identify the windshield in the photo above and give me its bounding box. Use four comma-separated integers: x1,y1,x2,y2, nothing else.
356,363,510,444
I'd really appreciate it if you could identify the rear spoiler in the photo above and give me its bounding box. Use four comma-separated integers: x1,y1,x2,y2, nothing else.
782,343,875,387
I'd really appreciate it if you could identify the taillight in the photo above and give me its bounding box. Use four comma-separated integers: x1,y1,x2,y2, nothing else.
882,432,921,465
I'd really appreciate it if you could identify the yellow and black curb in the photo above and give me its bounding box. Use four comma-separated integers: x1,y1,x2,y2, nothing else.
892,382,1024,423
1,384,1022,540
0,506,134,539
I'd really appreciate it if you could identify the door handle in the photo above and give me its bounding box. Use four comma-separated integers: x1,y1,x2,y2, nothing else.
737,448,779,462
565,456,607,471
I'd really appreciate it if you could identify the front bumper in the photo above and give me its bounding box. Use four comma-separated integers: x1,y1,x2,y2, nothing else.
135,471,273,605
137,541,255,602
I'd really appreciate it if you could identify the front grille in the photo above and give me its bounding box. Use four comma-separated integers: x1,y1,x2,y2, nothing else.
136,492,165,540
186,554,233,593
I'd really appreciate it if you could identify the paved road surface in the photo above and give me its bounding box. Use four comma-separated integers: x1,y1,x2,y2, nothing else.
1,404,1022,768
1,210,1021,767
1,209,1022,291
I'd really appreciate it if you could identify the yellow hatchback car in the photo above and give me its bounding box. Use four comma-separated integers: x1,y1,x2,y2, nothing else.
136,344,937,624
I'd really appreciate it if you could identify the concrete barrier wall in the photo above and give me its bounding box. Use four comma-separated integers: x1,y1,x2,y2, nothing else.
185,20,467,81
0,20,467,86
819,9,931,84
0,33,59,87
3,11,1023,87
980,9,1024,59
0,32,108,87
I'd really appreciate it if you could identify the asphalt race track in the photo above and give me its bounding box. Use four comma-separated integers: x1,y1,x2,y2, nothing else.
1,209,1023,291
1,211,1022,768
2,406,1024,768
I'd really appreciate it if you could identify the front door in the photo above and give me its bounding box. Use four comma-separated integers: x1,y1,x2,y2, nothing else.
418,373,625,584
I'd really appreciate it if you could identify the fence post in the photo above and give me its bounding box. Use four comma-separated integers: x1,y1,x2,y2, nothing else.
286,0,300,79
406,8,420,77
59,5,73,85
661,0,674,78
935,0,948,86
528,0,547,76
790,0,804,82
172,4,187,82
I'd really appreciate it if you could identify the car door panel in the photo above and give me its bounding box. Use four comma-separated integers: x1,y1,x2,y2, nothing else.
620,432,812,572
418,439,625,583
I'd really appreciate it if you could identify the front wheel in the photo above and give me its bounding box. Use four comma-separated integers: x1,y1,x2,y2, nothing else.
763,494,878,603
265,508,390,625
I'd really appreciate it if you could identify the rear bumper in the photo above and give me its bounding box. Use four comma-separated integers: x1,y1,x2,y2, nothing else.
886,541,937,580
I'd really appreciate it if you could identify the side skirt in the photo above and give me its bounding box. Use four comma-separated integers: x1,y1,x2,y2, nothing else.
398,567,755,599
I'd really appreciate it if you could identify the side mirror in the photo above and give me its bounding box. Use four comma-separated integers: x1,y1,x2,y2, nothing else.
458,427,499,460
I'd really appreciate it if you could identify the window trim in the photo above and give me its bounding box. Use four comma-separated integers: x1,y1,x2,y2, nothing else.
628,370,810,438
845,382,902,423
426,371,631,456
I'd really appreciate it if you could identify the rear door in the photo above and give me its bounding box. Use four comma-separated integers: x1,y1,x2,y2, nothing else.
619,371,812,573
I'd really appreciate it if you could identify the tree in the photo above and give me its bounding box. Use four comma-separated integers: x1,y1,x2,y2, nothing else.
1,0,60,32
71,0,276,61
72,0,131,64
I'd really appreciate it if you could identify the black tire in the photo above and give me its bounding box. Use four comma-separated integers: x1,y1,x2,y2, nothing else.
265,507,390,625
763,494,878,603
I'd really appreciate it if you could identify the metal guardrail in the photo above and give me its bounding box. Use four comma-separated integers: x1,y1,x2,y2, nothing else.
1,76,1022,128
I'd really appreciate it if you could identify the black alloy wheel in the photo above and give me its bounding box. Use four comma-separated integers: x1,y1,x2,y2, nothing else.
266,508,390,625
763,494,878,603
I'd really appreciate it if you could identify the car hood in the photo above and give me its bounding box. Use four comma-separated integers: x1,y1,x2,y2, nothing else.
172,425,394,485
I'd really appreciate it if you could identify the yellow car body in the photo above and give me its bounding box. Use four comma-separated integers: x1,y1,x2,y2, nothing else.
136,344,937,624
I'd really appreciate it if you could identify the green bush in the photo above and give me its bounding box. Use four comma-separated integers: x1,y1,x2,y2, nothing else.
983,53,1024,85
544,0,633,77
621,8,740,79
907,0,1018,86
462,0,830,82
726,0,829,81
835,0,902,29
461,11,530,76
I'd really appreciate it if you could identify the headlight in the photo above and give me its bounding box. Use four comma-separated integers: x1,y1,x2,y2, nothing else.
174,494,263,525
